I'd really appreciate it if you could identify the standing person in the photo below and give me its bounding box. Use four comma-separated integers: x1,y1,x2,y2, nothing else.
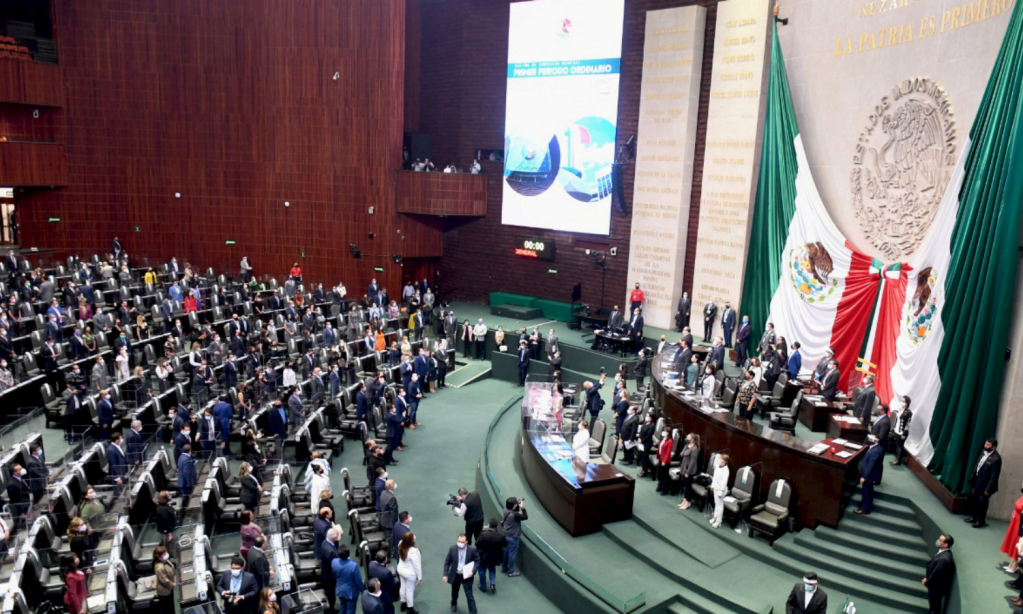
178,444,197,511
379,480,399,550
923,535,955,614
634,349,649,389
501,497,527,577
368,550,398,614
703,301,718,343
572,421,590,464
154,491,177,556
721,302,736,347
656,426,673,495
517,341,529,386
247,536,273,592
396,532,423,614
239,511,263,560
460,320,473,359
362,578,386,614
154,546,177,614
62,554,88,614
709,453,730,529
854,435,885,515
676,291,691,331
583,373,606,424
629,282,645,313
637,413,656,478
443,534,480,614
965,437,1001,528
891,395,913,466
455,487,485,545
259,588,280,614
619,406,639,465
472,319,488,360
332,544,364,614
216,556,259,614
476,519,506,595
677,434,701,510
784,572,828,614
1000,480,1023,574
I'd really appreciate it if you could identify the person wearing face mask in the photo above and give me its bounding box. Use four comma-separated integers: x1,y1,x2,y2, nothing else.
368,549,399,613
67,517,93,569
216,556,258,614
853,435,886,516
178,444,197,510
735,315,752,367
655,427,674,494
379,480,399,554
1000,481,1023,578
923,534,955,614
637,413,656,478
153,545,176,613
62,553,88,614
106,432,128,487
890,396,913,466
709,453,730,529
677,434,701,510
26,443,49,504
783,571,827,614
258,587,280,614
686,354,701,393
318,527,342,610
79,487,106,526
619,406,640,465
707,336,725,372
443,534,480,614
965,437,1001,529
240,511,263,560
396,531,423,614
701,364,717,402
362,577,386,614
239,462,263,512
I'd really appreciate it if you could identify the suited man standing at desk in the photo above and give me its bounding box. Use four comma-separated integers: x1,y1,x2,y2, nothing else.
673,340,693,384
583,373,606,424
852,375,876,424
853,434,885,515
703,301,717,343
707,337,725,372
607,305,624,333
721,303,736,347
871,404,891,443
922,534,955,614
819,359,840,402
676,292,691,331
964,437,1001,528
784,572,828,614
217,556,259,614
627,308,644,353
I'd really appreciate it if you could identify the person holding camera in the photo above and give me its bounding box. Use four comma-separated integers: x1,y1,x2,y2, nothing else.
501,497,527,577
453,487,485,545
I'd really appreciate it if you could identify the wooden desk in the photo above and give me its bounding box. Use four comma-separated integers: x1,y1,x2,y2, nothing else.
652,354,864,529
827,415,869,443
798,395,846,432
518,383,635,536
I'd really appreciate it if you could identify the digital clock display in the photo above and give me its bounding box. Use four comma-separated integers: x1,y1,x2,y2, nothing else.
514,236,556,261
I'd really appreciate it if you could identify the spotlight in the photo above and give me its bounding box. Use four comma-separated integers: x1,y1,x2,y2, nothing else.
349,244,361,259
393,255,402,264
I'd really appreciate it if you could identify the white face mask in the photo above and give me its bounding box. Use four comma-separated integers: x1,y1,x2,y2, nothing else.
162,553,170,561
231,568,241,577
457,542,466,550
18,469,26,477
78,525,88,533
268,594,276,602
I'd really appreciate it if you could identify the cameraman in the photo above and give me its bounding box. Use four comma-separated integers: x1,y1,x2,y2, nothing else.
452,487,485,545
501,497,528,577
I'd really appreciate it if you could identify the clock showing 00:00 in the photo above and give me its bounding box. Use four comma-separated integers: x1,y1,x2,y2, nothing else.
514,236,556,261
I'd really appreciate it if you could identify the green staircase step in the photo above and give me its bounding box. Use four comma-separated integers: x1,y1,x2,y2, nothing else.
811,526,930,567
667,604,702,614
445,362,492,388
792,532,923,581
848,493,919,521
603,521,763,614
841,510,923,537
631,509,741,568
772,539,929,604
837,517,927,551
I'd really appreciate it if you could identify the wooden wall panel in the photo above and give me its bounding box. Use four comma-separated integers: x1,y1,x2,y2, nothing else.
396,171,487,216
0,103,60,142
422,0,718,309
17,0,415,296
0,142,68,186
0,58,64,106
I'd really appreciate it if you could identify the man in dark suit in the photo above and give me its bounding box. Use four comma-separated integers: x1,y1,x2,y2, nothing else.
702,301,717,343
707,338,725,372
106,432,129,486
784,572,828,614
246,535,272,591
268,398,287,451
758,322,777,356
443,534,480,614
820,360,840,402
367,551,398,614
613,389,630,437
178,445,197,508
852,375,876,424
871,404,891,443
319,527,341,612
676,291,691,331
223,355,239,390
97,389,115,441
673,340,693,380
192,360,213,406
853,435,885,515
368,279,380,304
4,250,17,281
287,388,304,431
923,534,955,614
965,437,1001,528
456,488,486,545
627,308,644,353
584,373,606,424
385,405,402,463
392,511,412,556
517,341,529,386
607,305,623,333
362,578,386,614
26,444,49,504
620,406,640,465
310,367,325,405
379,480,398,553
6,464,29,520
126,420,146,467
216,556,259,614
721,302,736,347
313,507,334,560
735,316,752,366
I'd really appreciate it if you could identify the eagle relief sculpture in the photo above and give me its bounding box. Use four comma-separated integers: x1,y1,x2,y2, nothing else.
850,79,957,260
903,266,939,344
788,241,838,304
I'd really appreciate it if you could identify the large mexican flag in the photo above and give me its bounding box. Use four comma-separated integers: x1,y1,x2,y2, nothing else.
740,22,880,392
885,0,1023,493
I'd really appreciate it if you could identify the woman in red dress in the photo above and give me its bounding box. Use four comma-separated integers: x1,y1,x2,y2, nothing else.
63,554,88,614
1000,480,1023,572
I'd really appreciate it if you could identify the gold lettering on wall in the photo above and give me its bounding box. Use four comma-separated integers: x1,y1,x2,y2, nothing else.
626,6,706,329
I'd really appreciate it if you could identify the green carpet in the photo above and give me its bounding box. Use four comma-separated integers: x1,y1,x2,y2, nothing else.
445,360,492,388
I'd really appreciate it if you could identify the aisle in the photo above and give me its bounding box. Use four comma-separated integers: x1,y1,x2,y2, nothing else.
328,378,562,614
